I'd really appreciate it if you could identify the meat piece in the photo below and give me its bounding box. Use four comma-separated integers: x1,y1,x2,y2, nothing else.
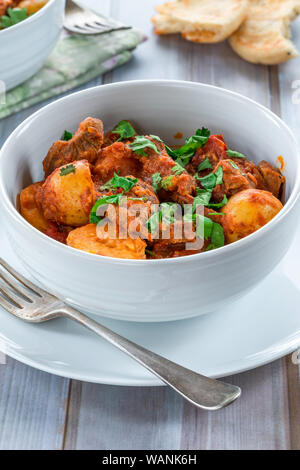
233,157,266,189
187,134,228,174
94,137,196,204
132,136,196,204
43,117,104,177
67,224,146,260
257,160,285,198
211,159,252,202
93,142,141,184
36,160,95,227
127,178,159,206
44,223,70,245
149,207,221,258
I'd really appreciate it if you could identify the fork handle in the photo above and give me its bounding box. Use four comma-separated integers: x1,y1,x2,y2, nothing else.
62,306,241,410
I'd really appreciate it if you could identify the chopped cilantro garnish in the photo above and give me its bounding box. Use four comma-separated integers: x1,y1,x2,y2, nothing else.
0,8,28,29
100,173,137,192
196,214,214,240
147,203,178,233
161,175,174,190
210,222,225,249
196,172,216,190
206,195,228,208
193,190,212,208
229,160,239,170
165,127,210,166
147,211,162,234
90,193,146,224
214,166,224,186
172,162,185,175
130,136,160,157
197,157,212,172
112,120,135,141
61,130,73,141
227,149,246,159
60,164,76,176
152,172,162,193
196,166,223,190
150,135,163,142
89,194,126,224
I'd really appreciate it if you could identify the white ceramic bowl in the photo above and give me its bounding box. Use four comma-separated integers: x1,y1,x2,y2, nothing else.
0,80,300,322
0,0,65,91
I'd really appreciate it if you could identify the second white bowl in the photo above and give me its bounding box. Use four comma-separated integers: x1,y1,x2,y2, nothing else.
0,0,65,91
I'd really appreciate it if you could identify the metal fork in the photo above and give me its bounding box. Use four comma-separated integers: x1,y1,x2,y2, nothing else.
0,257,241,410
64,0,132,35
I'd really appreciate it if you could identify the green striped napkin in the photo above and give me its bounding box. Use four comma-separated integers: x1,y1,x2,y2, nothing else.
0,28,146,119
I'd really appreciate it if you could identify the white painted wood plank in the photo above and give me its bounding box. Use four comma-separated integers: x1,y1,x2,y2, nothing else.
180,360,290,450
0,357,69,450
64,381,184,450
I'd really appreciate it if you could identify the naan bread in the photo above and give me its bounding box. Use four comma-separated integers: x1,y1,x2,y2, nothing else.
229,0,300,64
152,0,248,43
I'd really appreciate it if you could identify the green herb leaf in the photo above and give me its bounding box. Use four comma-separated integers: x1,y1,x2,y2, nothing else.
150,135,163,142
206,195,228,208
100,173,138,192
161,175,174,190
112,120,135,141
60,164,76,176
197,157,212,172
193,190,213,207
61,130,73,141
196,172,216,190
152,172,162,193
165,128,210,166
89,193,125,224
0,7,28,29
210,222,225,248
130,136,160,157
214,166,224,186
147,211,162,234
196,214,214,240
172,162,185,175
227,149,246,159
229,160,239,170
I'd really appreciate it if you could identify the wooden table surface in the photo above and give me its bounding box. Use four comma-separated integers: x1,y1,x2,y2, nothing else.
0,0,299,450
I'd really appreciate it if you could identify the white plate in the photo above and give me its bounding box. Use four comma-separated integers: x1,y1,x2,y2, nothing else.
0,217,300,386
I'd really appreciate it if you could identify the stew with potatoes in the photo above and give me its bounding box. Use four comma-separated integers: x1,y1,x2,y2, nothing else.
20,118,285,260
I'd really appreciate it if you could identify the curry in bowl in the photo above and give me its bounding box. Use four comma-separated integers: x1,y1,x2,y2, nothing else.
20,118,285,260
0,0,47,29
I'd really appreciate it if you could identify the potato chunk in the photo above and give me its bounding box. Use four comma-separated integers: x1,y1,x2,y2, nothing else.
37,160,95,227
18,0,47,14
67,224,146,260
20,182,50,232
221,189,283,243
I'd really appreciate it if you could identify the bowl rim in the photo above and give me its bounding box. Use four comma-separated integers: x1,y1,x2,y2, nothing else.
1,79,300,266
0,0,56,35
